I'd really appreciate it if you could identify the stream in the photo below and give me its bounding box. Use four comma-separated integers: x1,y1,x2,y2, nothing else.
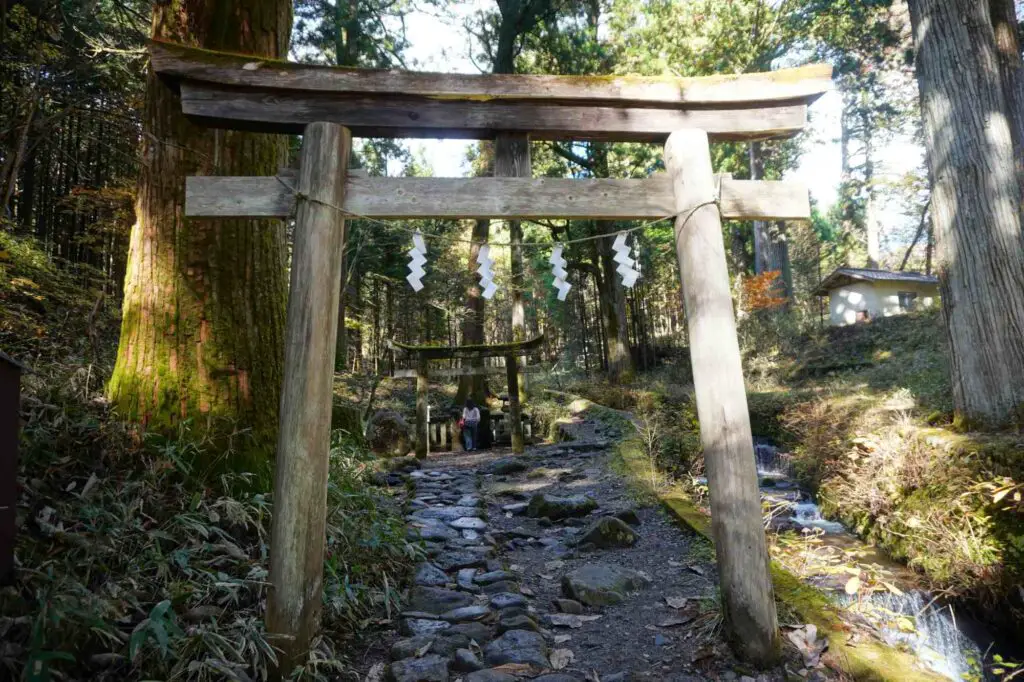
702,441,996,680
753,440,994,681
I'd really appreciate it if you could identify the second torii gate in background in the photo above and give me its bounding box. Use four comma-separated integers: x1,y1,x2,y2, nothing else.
152,38,831,672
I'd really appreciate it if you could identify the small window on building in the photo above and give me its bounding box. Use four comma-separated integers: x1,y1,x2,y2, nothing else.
898,291,918,312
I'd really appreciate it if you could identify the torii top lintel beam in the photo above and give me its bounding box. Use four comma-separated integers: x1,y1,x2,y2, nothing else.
150,41,832,142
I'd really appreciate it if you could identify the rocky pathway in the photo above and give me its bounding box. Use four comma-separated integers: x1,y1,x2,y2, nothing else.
369,418,822,682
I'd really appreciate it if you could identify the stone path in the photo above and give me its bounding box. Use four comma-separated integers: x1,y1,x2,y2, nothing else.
369,417,827,682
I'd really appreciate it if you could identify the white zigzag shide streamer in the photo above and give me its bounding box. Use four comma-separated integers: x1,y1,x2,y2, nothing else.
476,244,498,299
548,244,572,301
612,232,640,288
406,230,427,292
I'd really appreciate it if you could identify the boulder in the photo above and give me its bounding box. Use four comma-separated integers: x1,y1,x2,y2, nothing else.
614,508,642,526
578,516,639,549
561,563,651,606
489,592,528,610
483,629,549,668
453,648,485,672
450,517,487,531
553,598,583,614
408,586,474,615
412,506,481,522
435,549,490,572
389,634,471,661
367,409,412,457
448,621,493,643
400,617,452,637
474,570,516,585
527,493,598,521
440,605,492,623
496,613,539,634
414,563,450,587
387,654,449,682
331,400,366,442
480,580,519,595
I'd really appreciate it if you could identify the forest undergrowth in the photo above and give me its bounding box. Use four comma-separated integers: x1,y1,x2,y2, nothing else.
1,233,418,681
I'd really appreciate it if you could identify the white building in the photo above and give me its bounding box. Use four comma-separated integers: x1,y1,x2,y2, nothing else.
814,268,940,326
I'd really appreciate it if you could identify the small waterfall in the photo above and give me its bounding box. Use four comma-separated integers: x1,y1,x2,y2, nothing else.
752,439,993,680
789,501,846,534
755,440,791,476
847,591,984,681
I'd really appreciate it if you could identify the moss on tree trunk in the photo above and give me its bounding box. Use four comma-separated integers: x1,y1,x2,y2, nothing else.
108,0,292,475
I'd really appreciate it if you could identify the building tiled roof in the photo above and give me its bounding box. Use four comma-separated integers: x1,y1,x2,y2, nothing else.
814,268,939,296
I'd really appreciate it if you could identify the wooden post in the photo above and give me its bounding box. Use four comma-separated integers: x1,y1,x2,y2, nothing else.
266,122,350,673
664,129,780,664
505,354,524,453
415,356,429,458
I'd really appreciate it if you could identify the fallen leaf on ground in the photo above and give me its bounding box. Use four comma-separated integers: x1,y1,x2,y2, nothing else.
520,586,536,596
550,649,575,670
882,581,904,597
688,565,706,576
554,634,572,644
665,596,688,609
844,576,861,595
492,663,538,675
364,662,385,682
786,624,827,668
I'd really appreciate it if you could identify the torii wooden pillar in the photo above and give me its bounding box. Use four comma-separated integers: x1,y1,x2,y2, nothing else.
158,39,832,670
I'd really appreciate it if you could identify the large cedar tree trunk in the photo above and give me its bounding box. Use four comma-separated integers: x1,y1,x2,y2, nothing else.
108,0,292,469
908,0,1024,425
990,0,1024,191
592,144,634,382
456,219,491,406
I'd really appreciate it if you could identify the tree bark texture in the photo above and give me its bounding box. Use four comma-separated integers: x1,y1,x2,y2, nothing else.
592,143,634,383
990,0,1024,193
108,0,292,470
456,219,490,406
495,132,530,406
909,0,1024,425
861,106,882,268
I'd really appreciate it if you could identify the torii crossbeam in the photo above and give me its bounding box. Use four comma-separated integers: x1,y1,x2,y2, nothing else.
152,39,831,671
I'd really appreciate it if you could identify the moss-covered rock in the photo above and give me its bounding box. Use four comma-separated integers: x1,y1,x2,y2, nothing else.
526,493,598,520
367,409,412,457
578,516,639,548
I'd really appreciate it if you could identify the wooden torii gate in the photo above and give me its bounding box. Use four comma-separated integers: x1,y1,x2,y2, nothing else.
153,39,831,669
389,335,545,457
